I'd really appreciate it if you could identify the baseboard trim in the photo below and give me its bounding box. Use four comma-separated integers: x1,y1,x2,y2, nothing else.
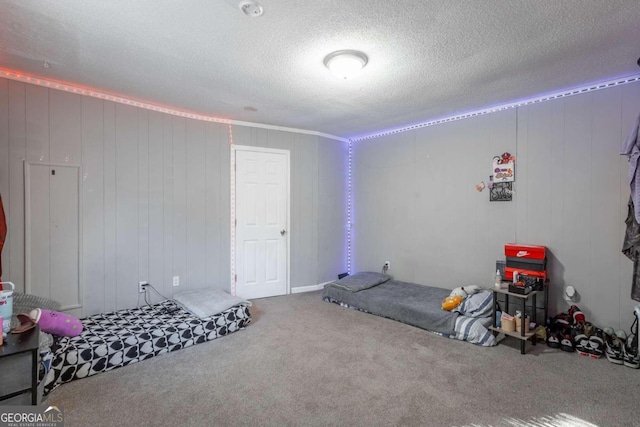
291,281,332,294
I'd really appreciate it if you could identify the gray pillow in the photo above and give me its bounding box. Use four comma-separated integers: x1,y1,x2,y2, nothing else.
327,271,391,292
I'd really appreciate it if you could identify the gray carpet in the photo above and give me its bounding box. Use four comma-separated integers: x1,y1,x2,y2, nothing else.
46,291,640,427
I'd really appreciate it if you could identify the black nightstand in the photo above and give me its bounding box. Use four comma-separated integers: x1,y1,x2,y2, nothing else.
0,326,40,405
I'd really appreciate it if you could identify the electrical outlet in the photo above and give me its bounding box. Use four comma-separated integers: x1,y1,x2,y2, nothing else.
139,281,148,293
173,276,180,287
384,261,390,270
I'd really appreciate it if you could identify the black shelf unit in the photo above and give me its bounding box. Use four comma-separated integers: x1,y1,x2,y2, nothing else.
489,285,549,354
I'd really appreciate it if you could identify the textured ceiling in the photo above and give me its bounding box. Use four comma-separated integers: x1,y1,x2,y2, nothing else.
1,0,639,139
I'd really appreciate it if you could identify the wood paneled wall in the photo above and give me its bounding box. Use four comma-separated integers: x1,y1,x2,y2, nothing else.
352,82,640,329
0,77,347,315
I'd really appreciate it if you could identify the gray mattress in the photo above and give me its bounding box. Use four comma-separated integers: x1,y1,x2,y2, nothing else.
323,279,458,335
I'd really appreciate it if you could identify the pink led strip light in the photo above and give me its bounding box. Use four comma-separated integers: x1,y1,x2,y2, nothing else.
0,68,232,124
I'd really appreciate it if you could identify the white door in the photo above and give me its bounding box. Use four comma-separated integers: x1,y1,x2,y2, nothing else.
25,163,82,314
234,147,289,299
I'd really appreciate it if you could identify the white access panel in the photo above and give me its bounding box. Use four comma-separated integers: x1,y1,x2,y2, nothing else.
25,162,82,312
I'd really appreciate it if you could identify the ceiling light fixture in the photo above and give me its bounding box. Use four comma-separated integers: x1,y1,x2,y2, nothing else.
324,50,368,80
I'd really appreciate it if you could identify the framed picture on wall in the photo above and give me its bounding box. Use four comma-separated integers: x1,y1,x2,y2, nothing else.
490,182,513,202
492,159,515,182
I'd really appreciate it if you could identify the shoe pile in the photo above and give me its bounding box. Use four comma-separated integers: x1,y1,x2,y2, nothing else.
546,305,582,353
546,305,605,358
604,313,640,369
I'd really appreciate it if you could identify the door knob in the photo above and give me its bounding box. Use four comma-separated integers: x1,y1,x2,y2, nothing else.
280,229,286,236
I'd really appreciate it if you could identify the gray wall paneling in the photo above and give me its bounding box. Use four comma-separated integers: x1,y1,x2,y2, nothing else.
103,101,117,313
24,85,50,300
148,111,165,301
81,96,105,315
352,82,640,329
0,76,346,314
138,110,150,298
115,104,139,309
162,113,174,300
186,119,206,290
204,122,228,290
172,117,187,294
590,88,624,328
49,90,82,165
8,81,26,292
317,136,347,283
25,85,49,164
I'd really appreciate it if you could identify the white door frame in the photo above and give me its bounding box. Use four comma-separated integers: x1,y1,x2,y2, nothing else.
24,161,83,312
231,145,290,297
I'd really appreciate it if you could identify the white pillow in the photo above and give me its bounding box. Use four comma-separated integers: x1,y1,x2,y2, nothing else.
173,289,251,319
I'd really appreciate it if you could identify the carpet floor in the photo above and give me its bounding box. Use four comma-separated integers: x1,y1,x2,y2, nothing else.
46,291,640,426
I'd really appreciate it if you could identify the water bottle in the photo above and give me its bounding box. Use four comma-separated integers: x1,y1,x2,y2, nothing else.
494,269,502,288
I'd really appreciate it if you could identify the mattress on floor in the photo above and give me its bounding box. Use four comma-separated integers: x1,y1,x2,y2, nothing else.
44,300,251,395
323,279,495,347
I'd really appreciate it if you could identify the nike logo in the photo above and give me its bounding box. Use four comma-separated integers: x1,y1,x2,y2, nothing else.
516,251,529,257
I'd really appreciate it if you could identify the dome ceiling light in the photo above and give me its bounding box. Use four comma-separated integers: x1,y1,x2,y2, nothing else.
324,50,368,80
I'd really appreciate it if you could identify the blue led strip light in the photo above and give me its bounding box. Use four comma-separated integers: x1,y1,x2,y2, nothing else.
350,75,640,142
347,140,353,274
345,74,640,271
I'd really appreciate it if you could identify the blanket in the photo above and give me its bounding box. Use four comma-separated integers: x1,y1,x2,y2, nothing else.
324,279,458,335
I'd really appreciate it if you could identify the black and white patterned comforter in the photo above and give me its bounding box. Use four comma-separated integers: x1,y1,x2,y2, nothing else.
44,300,251,395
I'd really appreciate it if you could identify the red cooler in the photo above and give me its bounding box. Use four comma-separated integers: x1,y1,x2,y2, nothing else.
504,244,547,282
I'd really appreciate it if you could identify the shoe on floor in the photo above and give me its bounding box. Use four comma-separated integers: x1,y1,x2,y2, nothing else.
605,329,626,365
623,337,639,369
587,328,604,358
624,318,639,369
560,329,575,352
546,328,561,348
583,321,595,338
568,305,586,324
575,330,590,355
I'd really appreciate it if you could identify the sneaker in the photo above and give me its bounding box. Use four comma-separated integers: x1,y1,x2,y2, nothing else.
624,317,640,369
623,336,639,369
560,328,575,352
550,313,572,328
546,327,561,348
568,305,586,324
605,329,626,365
587,328,605,358
583,321,595,337
574,325,590,356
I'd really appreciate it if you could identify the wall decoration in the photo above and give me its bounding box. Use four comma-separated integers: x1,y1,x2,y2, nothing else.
475,181,485,192
490,182,513,202
493,152,515,182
